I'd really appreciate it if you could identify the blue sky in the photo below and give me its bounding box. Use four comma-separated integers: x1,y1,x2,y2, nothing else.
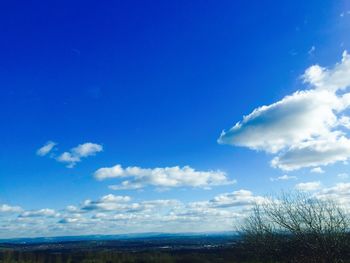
1,0,350,238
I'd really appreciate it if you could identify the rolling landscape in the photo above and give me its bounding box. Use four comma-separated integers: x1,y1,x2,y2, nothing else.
0,233,238,262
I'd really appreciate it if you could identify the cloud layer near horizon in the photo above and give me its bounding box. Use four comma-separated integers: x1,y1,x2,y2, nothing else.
219,51,350,171
3,181,350,238
0,190,265,238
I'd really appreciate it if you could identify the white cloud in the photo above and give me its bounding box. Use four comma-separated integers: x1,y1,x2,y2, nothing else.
94,164,124,180
109,182,144,190
270,174,297,181
295,181,321,191
0,204,22,213
303,51,350,92
0,189,266,238
36,141,57,156
57,142,103,168
100,194,131,203
218,89,339,153
310,167,325,174
95,164,235,189
315,183,350,207
82,194,132,211
208,189,268,208
271,133,350,170
19,208,58,218
219,51,350,171
76,190,261,230
71,143,103,157
58,217,83,224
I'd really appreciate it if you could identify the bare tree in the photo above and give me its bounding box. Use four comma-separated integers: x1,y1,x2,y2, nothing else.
240,192,350,262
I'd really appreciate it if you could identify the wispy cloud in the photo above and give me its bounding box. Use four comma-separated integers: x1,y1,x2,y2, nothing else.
308,45,316,56
270,174,297,182
310,167,325,174
36,141,57,156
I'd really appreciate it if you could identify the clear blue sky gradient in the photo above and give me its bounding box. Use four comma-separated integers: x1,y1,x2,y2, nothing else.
1,0,350,229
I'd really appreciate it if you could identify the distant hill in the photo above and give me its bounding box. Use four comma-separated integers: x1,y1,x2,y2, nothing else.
0,231,237,244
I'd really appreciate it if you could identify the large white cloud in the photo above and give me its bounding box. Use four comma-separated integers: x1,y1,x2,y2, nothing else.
218,90,339,153
219,51,350,171
94,164,235,189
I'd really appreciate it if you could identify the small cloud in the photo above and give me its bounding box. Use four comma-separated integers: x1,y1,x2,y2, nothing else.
65,205,80,213
209,189,268,208
270,174,297,182
19,208,58,218
57,142,103,168
109,181,144,190
308,46,316,56
310,167,325,174
0,204,22,213
58,217,82,224
36,141,57,156
295,181,321,192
